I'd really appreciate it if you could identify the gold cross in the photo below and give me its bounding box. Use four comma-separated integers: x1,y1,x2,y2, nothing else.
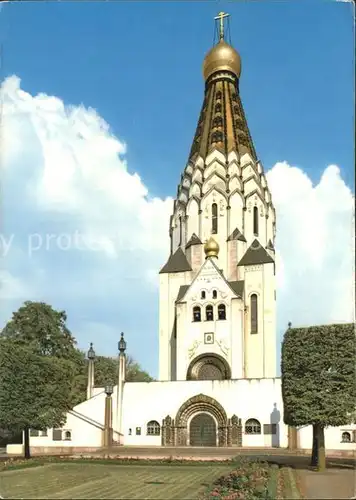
214,11,230,40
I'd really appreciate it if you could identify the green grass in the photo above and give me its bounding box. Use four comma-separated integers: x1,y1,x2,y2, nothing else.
0,463,233,499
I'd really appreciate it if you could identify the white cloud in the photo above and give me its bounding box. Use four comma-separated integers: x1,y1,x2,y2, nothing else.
267,161,354,329
1,76,354,375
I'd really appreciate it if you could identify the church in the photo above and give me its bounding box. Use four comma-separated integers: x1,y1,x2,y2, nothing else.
7,13,355,455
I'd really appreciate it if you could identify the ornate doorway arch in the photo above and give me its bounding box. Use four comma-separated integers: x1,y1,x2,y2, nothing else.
175,394,228,446
189,413,217,446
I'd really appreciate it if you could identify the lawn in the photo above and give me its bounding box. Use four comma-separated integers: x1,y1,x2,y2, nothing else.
0,462,234,499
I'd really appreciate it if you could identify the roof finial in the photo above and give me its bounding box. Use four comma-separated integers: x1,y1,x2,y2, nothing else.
214,11,230,41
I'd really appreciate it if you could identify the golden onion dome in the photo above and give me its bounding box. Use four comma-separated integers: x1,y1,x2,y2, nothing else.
204,236,220,258
203,39,241,81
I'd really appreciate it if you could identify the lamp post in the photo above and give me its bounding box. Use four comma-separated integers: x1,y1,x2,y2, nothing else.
118,332,127,354
116,332,127,439
87,342,95,400
104,383,114,448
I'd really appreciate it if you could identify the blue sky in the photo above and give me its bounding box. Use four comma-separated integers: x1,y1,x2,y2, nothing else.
0,1,354,378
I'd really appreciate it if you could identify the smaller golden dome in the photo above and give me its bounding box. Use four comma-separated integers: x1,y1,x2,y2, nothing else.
203,40,241,81
204,237,220,258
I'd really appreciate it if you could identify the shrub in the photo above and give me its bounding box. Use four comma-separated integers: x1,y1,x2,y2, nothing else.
202,459,273,500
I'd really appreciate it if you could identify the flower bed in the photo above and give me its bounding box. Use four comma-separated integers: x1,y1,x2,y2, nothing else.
201,458,278,500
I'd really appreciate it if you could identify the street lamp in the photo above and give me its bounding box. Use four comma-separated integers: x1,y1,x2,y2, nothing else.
118,332,127,354
105,384,113,396
87,342,96,360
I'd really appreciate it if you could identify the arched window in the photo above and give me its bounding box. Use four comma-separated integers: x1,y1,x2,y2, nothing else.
341,431,351,443
250,294,258,334
218,304,226,320
211,130,224,143
64,431,71,441
213,116,223,128
201,291,206,299
245,419,261,434
212,203,218,234
206,305,214,321
147,420,160,436
253,206,259,236
212,290,217,299
179,216,182,245
193,306,201,322
128,428,132,436
215,103,222,113
216,90,222,99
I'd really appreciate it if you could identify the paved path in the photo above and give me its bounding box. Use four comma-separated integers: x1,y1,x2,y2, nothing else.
94,446,355,468
297,468,356,499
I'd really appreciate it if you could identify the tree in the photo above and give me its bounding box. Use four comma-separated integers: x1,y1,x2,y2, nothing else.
0,339,75,458
1,301,84,407
281,323,355,471
1,301,77,359
73,354,154,403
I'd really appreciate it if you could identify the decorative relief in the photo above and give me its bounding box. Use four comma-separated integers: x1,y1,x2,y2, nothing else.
204,332,214,344
244,265,262,272
188,340,202,360
219,200,224,216
216,339,229,356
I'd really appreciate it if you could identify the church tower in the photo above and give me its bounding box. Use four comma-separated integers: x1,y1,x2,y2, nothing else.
159,13,276,382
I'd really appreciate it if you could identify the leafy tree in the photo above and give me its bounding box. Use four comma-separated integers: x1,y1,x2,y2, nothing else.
1,301,77,359
282,323,355,471
0,339,75,458
1,301,84,407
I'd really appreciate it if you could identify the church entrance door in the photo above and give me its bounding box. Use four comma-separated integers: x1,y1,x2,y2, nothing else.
189,413,216,446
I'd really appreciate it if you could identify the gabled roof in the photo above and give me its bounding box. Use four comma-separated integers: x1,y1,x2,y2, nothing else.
227,227,247,242
175,254,245,303
186,233,202,249
159,247,192,274
238,239,274,266
229,281,244,298
176,285,189,302
176,279,244,303
267,239,275,251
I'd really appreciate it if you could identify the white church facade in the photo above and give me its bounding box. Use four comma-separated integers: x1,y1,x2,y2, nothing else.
7,14,355,456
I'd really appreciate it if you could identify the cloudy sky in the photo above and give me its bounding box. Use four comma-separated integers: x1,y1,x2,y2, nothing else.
0,2,354,377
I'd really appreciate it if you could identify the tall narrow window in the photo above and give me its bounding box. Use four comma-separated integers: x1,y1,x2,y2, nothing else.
193,306,201,322
218,304,226,320
250,294,258,334
206,305,214,321
212,290,217,299
212,203,218,234
178,216,182,245
253,206,259,236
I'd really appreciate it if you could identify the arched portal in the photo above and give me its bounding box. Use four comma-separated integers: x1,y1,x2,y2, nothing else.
175,393,228,446
189,413,216,446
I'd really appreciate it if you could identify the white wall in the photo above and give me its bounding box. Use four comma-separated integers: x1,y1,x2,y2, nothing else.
298,423,356,451
28,390,109,448
29,414,103,448
121,378,287,448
